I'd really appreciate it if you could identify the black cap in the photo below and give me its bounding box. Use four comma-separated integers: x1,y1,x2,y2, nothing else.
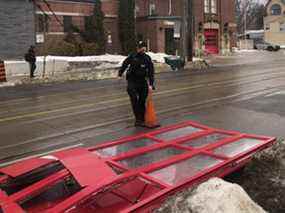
137,41,147,48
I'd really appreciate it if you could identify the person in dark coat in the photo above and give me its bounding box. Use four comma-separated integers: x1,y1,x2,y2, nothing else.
118,41,155,127
25,46,36,78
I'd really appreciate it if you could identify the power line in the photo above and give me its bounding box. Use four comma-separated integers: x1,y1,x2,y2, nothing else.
42,0,64,28
31,0,64,28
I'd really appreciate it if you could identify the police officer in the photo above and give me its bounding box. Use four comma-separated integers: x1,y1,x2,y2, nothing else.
118,41,155,127
24,46,37,78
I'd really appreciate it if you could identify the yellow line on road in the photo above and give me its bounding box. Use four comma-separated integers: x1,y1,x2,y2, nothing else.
0,84,200,123
0,74,281,124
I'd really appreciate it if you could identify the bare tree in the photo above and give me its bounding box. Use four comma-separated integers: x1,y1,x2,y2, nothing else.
236,0,266,34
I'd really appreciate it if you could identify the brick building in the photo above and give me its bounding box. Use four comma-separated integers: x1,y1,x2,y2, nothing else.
0,0,236,59
136,0,237,55
35,0,120,54
0,0,35,59
36,0,237,56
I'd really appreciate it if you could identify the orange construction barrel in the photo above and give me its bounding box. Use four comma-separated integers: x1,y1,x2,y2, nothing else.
0,60,6,82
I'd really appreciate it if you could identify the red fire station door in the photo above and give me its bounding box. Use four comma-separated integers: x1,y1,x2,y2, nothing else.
204,29,219,54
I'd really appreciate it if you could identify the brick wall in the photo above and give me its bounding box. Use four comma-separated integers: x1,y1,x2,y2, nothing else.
136,0,182,17
36,0,121,54
136,0,236,53
0,0,35,60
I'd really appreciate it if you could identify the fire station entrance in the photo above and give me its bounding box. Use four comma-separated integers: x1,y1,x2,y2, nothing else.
204,29,219,54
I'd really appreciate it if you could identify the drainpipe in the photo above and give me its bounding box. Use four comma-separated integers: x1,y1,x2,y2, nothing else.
169,0,172,15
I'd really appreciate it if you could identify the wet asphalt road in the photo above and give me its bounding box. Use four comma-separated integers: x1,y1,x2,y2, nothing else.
0,50,285,165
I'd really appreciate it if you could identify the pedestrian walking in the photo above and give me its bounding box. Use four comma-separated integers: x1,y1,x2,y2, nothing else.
25,46,37,78
118,41,155,127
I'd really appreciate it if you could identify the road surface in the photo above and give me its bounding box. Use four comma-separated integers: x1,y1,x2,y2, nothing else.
0,50,285,165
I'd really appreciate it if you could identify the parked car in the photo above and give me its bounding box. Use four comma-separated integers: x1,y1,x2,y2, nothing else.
255,41,280,51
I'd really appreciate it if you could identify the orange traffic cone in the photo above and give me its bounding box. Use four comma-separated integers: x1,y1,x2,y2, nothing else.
145,88,160,128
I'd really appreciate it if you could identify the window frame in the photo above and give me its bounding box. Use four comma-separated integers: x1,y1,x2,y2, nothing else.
63,16,73,33
270,4,282,16
149,3,156,16
280,22,285,32
204,0,210,14
211,0,217,14
36,14,49,33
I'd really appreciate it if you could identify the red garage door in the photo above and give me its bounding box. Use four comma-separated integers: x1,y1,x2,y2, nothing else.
205,29,219,54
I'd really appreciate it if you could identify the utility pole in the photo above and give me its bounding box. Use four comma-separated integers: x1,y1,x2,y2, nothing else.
244,0,247,39
188,0,193,61
42,16,47,78
180,0,193,62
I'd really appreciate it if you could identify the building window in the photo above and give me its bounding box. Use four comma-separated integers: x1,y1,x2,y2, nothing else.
168,0,172,15
265,23,270,31
280,22,285,32
204,0,210,13
270,4,281,15
149,3,156,16
211,0,217,14
37,14,49,33
63,16,72,32
135,5,140,17
84,16,92,31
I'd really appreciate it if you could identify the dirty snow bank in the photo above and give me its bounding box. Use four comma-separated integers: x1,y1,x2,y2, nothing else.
36,52,170,67
234,49,259,53
230,139,285,213
156,178,266,213
0,82,16,87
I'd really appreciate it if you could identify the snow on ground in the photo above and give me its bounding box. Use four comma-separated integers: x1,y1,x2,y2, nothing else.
4,52,171,70
193,57,205,62
0,82,15,87
3,52,172,74
37,54,127,64
5,53,205,71
156,178,266,213
146,52,170,63
36,52,171,64
234,49,259,53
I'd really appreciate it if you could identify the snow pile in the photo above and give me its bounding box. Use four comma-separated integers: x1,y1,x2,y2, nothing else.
0,82,16,87
36,52,170,65
156,178,266,213
193,57,205,62
234,49,259,53
36,54,127,70
37,54,126,63
33,52,170,70
146,52,170,63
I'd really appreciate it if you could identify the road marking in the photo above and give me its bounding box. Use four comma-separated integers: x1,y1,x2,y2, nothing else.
1,71,285,124
0,85,279,152
0,86,279,165
0,118,128,150
0,66,283,107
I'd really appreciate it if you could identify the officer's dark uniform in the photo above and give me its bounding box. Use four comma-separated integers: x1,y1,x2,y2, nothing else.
25,46,36,78
118,49,155,126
